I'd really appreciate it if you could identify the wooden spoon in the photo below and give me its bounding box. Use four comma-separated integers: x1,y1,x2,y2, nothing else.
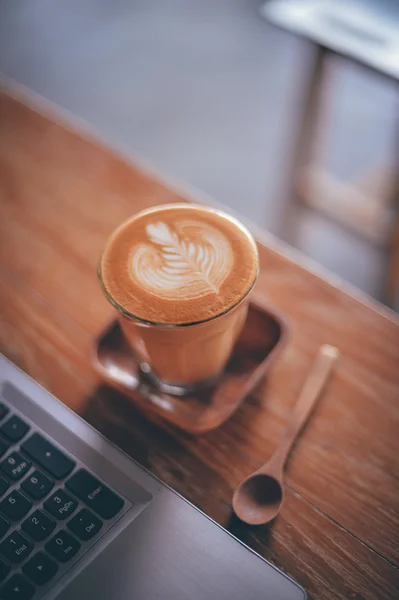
232,344,339,525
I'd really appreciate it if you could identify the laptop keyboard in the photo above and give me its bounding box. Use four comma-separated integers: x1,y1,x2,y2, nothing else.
0,401,126,600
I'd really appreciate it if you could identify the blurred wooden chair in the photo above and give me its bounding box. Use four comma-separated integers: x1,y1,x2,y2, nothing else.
262,0,399,308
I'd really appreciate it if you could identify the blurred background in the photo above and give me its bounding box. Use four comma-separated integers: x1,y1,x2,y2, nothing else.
0,0,398,308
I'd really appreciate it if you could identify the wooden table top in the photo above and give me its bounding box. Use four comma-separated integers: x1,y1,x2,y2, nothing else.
1,85,399,600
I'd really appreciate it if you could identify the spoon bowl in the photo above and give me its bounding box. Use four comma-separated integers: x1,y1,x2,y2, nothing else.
233,473,283,525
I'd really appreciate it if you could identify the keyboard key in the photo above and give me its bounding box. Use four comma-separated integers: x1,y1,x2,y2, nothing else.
0,531,33,564
21,434,75,480
0,416,29,443
0,491,32,521
67,508,102,541
0,573,35,600
45,530,80,563
44,489,77,520
0,440,9,459
0,478,9,498
0,557,10,582
23,552,58,586
66,469,124,519
0,517,10,539
21,510,55,542
21,470,53,501
0,452,31,482
0,406,9,423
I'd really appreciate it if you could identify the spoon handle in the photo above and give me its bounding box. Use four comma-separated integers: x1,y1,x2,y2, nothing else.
269,344,339,470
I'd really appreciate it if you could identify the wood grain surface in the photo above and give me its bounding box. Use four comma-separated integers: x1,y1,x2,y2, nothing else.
1,86,399,599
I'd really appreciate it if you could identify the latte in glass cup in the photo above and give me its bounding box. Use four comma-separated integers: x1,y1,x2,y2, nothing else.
99,203,259,394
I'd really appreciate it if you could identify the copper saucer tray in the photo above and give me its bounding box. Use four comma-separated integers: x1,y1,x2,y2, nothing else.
93,299,288,434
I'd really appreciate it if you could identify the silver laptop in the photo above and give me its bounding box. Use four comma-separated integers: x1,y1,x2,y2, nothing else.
0,355,306,600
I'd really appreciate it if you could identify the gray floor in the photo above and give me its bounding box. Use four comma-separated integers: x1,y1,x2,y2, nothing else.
0,0,397,302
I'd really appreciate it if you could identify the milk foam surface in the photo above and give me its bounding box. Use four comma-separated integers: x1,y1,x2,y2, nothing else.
100,204,258,325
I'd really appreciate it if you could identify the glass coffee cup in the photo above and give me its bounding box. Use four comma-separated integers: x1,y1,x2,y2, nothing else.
98,203,259,395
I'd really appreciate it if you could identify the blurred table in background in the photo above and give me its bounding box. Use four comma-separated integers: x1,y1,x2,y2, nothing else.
263,0,399,308
1,84,399,599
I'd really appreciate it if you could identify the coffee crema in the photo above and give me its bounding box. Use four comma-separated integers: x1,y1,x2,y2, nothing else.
100,204,258,325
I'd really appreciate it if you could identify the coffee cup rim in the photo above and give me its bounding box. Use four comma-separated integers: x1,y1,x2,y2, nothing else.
98,203,259,328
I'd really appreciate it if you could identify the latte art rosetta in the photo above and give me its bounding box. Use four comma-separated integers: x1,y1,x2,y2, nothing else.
129,220,233,300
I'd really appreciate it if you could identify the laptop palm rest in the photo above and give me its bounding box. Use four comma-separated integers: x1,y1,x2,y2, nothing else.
54,490,304,600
